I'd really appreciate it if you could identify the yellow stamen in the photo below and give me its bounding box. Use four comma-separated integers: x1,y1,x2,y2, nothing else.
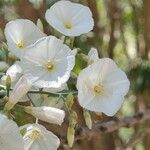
16,41,24,48
31,130,41,140
64,23,72,29
94,85,104,95
47,63,54,71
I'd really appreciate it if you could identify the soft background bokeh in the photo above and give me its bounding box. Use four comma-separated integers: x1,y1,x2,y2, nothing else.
0,0,150,150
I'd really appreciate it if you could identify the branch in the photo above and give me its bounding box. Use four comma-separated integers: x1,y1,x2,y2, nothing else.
75,109,150,140
124,128,150,149
9,89,77,97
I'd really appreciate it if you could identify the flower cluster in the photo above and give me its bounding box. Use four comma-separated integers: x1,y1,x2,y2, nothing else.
0,1,130,150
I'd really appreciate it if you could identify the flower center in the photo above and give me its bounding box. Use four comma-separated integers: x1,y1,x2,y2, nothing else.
47,62,54,71
64,23,72,29
94,84,104,95
16,41,24,48
31,130,41,140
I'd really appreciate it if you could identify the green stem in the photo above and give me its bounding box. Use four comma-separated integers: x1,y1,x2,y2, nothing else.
27,94,36,107
27,90,78,97
70,37,75,49
61,95,71,114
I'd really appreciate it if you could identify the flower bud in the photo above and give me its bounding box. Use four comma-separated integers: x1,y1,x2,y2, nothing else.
83,109,92,129
25,106,65,125
37,19,44,32
69,111,78,128
88,48,99,65
67,126,75,148
66,93,74,110
4,76,32,111
6,75,11,93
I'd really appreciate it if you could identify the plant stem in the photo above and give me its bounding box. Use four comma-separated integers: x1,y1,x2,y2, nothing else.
27,90,78,97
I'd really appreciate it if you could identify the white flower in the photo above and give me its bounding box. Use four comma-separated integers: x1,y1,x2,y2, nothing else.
25,106,65,125
4,19,46,57
20,124,60,150
4,76,32,111
88,48,99,64
20,36,75,88
0,114,24,150
76,58,130,116
45,1,94,36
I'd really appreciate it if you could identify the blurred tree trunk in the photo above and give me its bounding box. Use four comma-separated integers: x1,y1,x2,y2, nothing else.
86,0,100,37
106,0,121,58
18,0,46,25
143,0,150,59
141,0,150,149
86,0,103,57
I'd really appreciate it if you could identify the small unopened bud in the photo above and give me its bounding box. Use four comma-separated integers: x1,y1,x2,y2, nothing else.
69,111,78,128
37,19,44,32
72,48,78,56
66,93,74,110
6,75,11,90
6,75,11,96
83,109,92,129
88,48,99,65
20,127,27,136
25,106,65,125
4,76,32,111
67,126,75,148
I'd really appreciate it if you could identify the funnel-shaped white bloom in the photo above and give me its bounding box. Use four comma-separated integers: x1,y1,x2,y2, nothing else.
45,1,94,36
20,124,60,150
77,58,130,116
0,114,24,150
25,106,65,125
5,76,32,110
9,76,32,103
20,36,75,88
4,19,46,57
